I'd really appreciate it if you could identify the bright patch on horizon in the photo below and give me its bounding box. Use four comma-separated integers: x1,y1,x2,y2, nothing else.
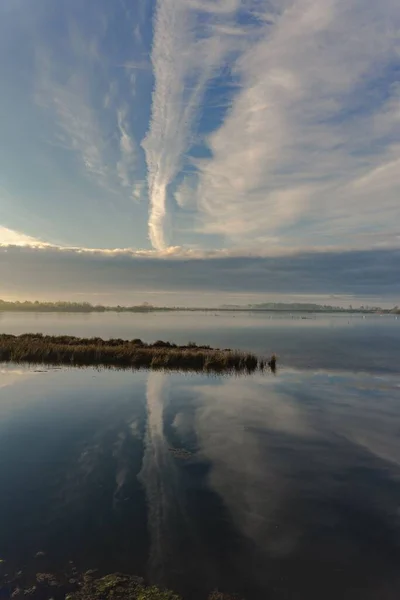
0,227,46,247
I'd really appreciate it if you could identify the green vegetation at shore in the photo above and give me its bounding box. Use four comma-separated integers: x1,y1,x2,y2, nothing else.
0,566,243,600
1,299,398,314
0,334,270,373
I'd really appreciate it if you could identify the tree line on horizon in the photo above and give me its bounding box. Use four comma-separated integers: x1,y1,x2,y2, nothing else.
0,299,399,314
0,299,165,312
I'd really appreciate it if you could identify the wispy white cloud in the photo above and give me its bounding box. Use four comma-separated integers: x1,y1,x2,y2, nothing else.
144,0,400,250
142,0,192,249
142,0,249,249
116,106,139,192
174,176,197,210
103,80,119,109
120,59,150,71
35,46,121,195
34,23,144,203
185,0,240,14
193,0,400,248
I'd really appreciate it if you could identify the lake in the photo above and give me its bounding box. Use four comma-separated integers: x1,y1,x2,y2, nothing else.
1,310,399,373
1,312,400,599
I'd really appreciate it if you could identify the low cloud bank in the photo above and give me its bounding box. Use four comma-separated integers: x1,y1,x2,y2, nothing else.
1,245,399,300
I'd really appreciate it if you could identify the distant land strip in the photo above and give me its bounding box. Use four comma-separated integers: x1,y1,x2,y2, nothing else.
0,334,274,374
0,300,399,314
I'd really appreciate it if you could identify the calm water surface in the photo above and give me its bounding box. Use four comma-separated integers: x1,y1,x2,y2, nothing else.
1,313,400,598
1,310,399,372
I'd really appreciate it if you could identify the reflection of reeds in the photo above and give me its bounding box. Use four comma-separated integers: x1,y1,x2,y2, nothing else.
0,334,266,374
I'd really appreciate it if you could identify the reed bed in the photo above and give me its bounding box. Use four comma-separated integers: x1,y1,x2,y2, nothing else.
0,333,267,374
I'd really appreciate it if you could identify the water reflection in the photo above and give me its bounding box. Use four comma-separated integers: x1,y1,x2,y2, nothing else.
140,372,182,583
139,372,241,596
1,366,400,598
191,372,400,598
140,370,400,598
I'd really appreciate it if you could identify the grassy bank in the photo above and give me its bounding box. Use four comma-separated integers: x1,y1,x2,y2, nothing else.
0,334,270,373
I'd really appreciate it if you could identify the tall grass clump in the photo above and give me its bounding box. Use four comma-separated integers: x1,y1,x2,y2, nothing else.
0,334,267,374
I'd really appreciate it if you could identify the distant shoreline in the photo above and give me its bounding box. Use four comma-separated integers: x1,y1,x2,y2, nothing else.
1,300,398,314
0,333,273,374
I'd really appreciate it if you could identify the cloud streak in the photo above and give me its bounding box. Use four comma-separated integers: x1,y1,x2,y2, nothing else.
142,0,250,249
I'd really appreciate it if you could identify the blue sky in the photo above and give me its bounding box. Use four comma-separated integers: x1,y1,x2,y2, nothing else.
0,0,399,302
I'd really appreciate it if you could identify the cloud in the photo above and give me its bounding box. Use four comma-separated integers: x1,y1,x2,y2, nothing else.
1,243,399,299
2,0,399,254
34,12,145,202
142,0,192,249
121,60,150,71
141,0,400,251
142,0,248,249
190,0,400,247
116,106,140,193
185,0,240,13
174,176,197,210
35,54,114,190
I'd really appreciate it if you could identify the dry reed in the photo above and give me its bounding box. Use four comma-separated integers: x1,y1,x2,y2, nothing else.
0,334,265,374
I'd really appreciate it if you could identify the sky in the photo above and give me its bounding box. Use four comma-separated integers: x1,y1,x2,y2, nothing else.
0,0,399,305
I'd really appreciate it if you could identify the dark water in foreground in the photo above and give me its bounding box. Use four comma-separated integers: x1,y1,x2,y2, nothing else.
1,365,400,599
1,313,400,598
